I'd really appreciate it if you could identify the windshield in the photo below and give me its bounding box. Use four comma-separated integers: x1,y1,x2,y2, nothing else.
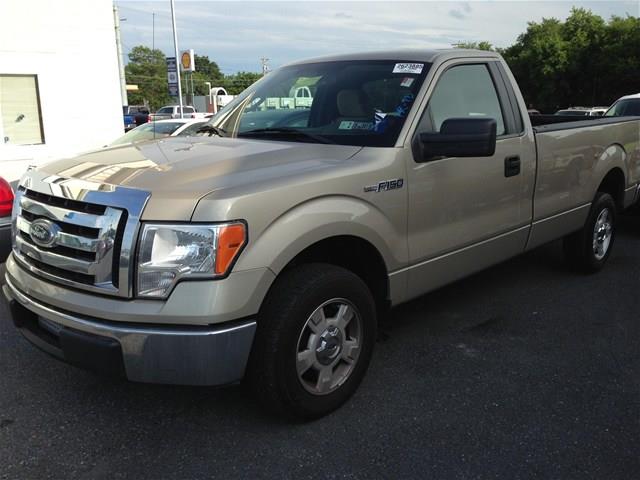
110,122,184,146
209,60,431,147
605,99,640,117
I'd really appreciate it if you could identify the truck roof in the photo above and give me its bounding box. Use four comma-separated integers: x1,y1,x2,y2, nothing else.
286,49,501,67
617,93,640,101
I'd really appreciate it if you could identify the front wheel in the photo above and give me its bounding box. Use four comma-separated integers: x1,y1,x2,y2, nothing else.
563,192,616,273
246,263,377,419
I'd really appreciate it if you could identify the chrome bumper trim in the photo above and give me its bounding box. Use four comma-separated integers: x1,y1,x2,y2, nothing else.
15,235,97,275
3,276,257,386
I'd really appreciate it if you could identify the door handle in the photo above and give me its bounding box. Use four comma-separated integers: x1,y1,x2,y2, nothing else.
504,155,520,177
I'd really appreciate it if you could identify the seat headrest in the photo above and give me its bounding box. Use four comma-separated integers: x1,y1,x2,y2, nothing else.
337,90,370,117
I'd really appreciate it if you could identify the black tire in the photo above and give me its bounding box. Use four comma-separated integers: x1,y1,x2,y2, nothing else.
246,263,377,420
563,192,616,273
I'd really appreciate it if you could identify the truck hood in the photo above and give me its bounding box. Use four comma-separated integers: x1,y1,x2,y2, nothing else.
37,137,361,220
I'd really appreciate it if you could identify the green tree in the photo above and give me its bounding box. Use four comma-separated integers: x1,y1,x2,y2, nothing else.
125,45,172,110
191,55,224,95
454,41,495,51
124,45,262,106
502,17,569,111
599,15,640,104
502,8,639,112
562,8,606,106
124,46,173,110
194,55,223,81
222,71,262,95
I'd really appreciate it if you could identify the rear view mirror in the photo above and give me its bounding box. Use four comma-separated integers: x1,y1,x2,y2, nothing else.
418,118,497,161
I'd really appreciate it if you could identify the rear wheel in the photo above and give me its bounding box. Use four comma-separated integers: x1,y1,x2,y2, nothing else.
563,192,616,273
246,263,377,419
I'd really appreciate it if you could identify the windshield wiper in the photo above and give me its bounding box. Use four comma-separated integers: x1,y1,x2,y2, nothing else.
238,127,335,144
197,125,227,137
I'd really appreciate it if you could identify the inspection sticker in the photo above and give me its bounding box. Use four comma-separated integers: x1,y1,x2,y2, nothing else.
400,77,415,87
393,63,424,74
339,121,374,130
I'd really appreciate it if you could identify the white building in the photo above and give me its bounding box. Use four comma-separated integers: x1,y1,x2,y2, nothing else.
0,0,124,182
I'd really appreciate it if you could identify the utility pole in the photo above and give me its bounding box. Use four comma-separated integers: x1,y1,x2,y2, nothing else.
261,57,270,76
113,5,128,106
170,0,184,118
152,12,155,52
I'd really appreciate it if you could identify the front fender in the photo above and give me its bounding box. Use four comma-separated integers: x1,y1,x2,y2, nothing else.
234,195,407,276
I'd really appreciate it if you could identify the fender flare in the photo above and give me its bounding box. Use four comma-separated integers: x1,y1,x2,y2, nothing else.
234,195,407,276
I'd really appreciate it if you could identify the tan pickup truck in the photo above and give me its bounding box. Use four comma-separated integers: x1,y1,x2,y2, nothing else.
4,50,640,418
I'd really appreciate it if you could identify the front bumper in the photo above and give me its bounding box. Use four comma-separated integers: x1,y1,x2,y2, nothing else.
4,253,274,326
3,275,257,386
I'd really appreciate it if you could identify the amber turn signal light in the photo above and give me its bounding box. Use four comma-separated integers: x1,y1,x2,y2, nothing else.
215,223,247,275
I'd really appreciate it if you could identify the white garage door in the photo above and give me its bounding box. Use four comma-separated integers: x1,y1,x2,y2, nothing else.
0,75,44,146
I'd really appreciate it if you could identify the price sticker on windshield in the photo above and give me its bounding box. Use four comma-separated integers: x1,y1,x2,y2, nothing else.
393,63,424,74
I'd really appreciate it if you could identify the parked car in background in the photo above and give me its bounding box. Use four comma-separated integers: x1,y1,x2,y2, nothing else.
191,112,215,119
293,86,313,108
123,105,150,131
149,105,207,121
605,93,640,117
587,107,608,116
0,177,13,262
109,119,207,146
555,107,608,117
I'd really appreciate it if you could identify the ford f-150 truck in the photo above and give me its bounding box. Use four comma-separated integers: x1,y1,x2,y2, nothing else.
4,50,640,419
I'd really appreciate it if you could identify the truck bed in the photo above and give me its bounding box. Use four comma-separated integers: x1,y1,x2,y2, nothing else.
527,115,640,249
530,114,639,131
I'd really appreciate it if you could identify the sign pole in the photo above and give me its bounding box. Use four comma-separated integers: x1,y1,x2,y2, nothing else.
190,73,195,107
170,0,183,118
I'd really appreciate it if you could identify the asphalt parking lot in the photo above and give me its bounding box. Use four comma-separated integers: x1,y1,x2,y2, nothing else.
1,216,639,480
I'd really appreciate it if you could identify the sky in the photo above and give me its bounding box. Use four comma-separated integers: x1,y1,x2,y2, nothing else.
115,0,639,75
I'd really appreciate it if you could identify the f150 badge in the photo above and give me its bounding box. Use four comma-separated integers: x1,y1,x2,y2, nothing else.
364,178,404,193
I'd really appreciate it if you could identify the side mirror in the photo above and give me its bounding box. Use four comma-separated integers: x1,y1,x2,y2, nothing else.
418,117,497,161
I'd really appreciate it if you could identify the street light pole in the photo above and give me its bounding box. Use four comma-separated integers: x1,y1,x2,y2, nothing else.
205,81,212,112
113,5,128,106
170,0,184,118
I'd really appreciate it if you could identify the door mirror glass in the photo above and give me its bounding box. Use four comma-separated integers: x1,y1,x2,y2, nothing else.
418,117,496,161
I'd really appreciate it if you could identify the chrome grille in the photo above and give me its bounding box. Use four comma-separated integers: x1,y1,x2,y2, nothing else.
12,171,150,297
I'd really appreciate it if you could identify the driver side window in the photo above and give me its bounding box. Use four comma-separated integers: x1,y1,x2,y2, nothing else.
421,64,505,135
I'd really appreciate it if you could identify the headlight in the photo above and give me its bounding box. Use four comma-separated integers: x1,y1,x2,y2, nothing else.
136,222,246,298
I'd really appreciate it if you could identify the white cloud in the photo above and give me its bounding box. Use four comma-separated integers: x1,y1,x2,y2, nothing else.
116,1,638,73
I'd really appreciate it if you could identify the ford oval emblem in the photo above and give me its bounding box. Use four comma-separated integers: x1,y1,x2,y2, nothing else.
29,218,60,248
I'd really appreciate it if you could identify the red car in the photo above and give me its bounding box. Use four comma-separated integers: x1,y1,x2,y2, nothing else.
0,176,14,262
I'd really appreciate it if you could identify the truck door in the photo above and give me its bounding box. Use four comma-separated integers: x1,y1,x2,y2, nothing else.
403,60,536,299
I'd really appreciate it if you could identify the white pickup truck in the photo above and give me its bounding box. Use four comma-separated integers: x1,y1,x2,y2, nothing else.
149,105,207,121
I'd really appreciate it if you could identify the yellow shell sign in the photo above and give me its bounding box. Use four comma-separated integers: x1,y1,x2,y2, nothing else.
180,49,195,72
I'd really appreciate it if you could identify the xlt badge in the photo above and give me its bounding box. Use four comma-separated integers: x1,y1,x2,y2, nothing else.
364,178,404,193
